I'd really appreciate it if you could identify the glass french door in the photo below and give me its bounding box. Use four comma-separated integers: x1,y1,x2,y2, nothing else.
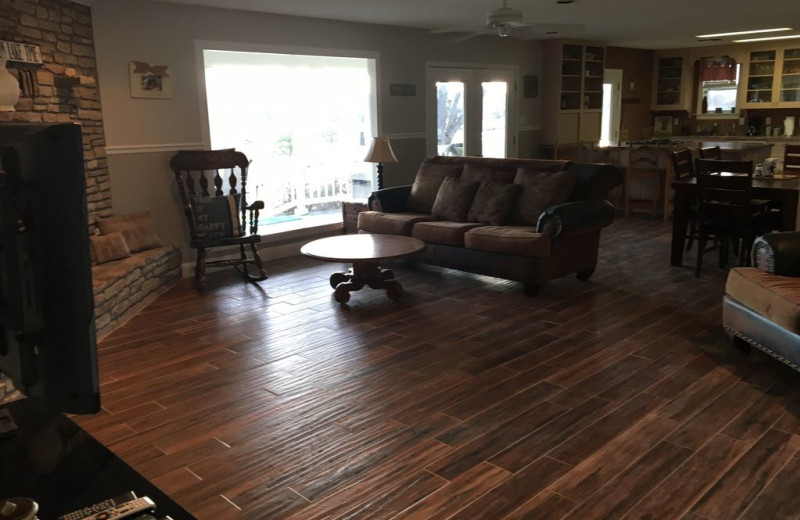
427,66,516,158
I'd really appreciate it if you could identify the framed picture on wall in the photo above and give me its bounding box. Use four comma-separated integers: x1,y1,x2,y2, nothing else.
129,61,173,99
653,115,672,137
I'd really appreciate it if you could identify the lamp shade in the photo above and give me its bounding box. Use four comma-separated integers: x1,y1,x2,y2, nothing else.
364,137,398,163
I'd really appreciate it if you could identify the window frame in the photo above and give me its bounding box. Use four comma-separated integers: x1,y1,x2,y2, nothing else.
696,63,741,119
194,40,381,238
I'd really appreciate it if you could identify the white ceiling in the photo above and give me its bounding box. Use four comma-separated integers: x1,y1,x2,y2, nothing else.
148,0,800,50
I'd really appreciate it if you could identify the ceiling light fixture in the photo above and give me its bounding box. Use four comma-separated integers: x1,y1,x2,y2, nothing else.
556,0,574,4
733,33,800,43
695,27,792,38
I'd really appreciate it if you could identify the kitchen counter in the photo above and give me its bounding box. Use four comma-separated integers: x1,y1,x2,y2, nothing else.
671,135,800,143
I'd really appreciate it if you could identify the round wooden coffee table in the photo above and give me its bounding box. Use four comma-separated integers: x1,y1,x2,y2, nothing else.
301,234,426,303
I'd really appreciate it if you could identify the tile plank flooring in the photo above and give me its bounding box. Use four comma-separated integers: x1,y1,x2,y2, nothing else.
74,218,800,520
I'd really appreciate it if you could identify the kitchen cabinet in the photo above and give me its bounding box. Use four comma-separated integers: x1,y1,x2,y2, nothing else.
541,41,605,150
742,47,800,109
651,52,692,111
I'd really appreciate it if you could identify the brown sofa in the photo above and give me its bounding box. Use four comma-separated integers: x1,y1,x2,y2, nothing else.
724,232,800,369
358,155,623,295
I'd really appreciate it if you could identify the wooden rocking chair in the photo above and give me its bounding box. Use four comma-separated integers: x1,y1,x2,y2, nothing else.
170,149,267,290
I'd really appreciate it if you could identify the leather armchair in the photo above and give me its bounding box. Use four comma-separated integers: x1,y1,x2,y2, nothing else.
723,232,800,370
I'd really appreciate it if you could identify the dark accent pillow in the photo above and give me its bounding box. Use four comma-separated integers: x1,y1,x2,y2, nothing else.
96,211,161,253
191,193,242,239
511,169,577,226
467,182,522,225
90,231,131,264
431,177,480,221
405,163,463,213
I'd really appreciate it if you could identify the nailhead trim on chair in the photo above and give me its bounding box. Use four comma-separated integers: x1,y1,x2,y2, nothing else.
724,325,800,371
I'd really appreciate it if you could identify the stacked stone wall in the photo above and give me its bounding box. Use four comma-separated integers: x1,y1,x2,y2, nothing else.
0,0,110,230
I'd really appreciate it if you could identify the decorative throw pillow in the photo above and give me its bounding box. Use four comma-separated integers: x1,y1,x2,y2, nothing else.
90,231,131,264
191,193,242,239
431,177,480,221
96,211,161,253
467,182,522,225
405,163,463,213
510,169,577,226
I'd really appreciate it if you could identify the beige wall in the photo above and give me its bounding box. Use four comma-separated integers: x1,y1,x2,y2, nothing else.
90,0,544,261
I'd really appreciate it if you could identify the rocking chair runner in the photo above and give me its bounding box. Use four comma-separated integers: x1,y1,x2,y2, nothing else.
169,149,267,289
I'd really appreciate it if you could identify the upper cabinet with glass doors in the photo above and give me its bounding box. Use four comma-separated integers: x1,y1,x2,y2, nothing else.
741,47,800,109
541,41,605,148
651,51,692,111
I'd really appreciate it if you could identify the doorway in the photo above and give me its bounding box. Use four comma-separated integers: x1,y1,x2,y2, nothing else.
426,66,517,158
601,68,623,146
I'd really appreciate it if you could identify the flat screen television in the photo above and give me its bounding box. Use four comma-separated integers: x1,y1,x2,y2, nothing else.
0,122,100,414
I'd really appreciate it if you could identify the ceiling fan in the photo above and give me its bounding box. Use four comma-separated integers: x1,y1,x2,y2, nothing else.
432,0,583,42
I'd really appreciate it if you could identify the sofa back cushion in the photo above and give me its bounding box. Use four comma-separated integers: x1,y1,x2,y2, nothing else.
431,177,480,221
510,169,577,225
467,182,521,225
460,163,516,185
406,162,463,213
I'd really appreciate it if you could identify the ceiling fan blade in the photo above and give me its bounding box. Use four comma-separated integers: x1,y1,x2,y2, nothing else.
449,32,485,43
526,23,585,34
430,26,474,35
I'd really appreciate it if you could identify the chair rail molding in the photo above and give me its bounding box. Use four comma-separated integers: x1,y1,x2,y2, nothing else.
106,142,205,156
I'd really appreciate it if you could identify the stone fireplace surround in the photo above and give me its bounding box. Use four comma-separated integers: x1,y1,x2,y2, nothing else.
1,0,182,341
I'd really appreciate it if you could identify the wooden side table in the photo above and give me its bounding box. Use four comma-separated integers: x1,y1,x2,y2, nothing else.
341,200,369,234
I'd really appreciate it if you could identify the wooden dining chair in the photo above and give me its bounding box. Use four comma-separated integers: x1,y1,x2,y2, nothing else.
669,148,697,250
170,149,268,290
694,159,769,276
695,158,753,176
784,144,800,175
698,145,722,160
625,144,665,219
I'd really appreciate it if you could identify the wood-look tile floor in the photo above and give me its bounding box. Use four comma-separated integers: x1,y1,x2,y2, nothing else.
74,217,800,520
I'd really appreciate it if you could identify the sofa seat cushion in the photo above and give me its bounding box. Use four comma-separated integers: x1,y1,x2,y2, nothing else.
357,211,434,236
464,225,551,258
412,221,484,246
726,267,800,334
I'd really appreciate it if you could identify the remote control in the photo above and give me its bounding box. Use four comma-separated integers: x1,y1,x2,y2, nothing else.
82,497,155,520
58,492,138,520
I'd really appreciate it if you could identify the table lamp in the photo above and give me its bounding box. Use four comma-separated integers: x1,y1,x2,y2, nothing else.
364,137,398,190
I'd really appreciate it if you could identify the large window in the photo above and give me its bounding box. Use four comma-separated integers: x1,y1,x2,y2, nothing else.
202,48,377,233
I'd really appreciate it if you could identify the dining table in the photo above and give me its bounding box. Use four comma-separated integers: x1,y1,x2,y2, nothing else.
670,173,800,266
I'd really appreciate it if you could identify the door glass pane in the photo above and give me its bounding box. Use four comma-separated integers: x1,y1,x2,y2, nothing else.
436,81,465,156
481,81,507,158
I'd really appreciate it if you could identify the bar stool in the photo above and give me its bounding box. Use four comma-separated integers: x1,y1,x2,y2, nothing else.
591,143,623,211
625,144,665,219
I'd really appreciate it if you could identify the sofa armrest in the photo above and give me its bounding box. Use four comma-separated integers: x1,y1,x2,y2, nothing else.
536,199,616,238
751,232,800,276
368,185,412,213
